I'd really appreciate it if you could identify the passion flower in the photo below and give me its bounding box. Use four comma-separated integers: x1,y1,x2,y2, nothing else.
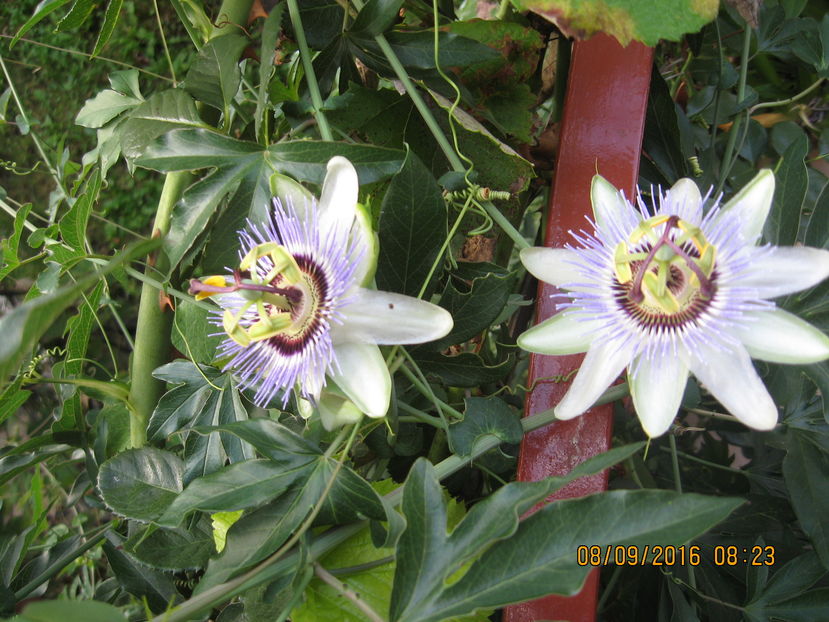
190,157,453,418
518,170,829,436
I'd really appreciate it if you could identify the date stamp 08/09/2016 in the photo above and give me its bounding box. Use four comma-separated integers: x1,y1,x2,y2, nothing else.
576,545,776,567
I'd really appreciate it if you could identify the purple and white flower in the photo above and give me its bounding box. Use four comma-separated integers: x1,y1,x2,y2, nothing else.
518,170,829,437
191,157,453,420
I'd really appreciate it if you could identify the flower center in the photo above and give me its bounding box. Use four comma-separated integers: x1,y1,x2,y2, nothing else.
612,215,717,329
188,243,329,348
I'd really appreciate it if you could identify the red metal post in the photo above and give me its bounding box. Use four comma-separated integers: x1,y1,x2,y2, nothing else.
504,34,653,622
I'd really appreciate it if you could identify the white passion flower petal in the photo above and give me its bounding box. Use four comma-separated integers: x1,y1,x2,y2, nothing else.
684,342,778,430
318,156,359,235
555,340,633,420
739,246,829,299
712,168,774,242
329,342,391,418
591,175,640,240
332,288,453,345
629,354,689,437
520,247,583,288
735,308,829,364
662,178,702,225
517,312,597,355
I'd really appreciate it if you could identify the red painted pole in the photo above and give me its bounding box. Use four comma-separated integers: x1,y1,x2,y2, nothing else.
504,34,653,622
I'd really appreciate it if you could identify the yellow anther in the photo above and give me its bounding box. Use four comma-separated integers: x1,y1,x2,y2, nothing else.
223,309,251,347
194,275,229,300
613,242,633,283
698,244,716,277
240,243,302,285
247,313,292,342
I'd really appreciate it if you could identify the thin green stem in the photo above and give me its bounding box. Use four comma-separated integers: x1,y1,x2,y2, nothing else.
0,34,174,82
669,434,696,591
287,0,333,141
152,0,178,85
417,192,474,298
397,401,448,430
751,77,825,113
477,198,530,250
0,197,36,232
398,356,463,421
350,0,463,171
664,446,751,476
717,22,752,195
314,563,385,622
668,435,682,493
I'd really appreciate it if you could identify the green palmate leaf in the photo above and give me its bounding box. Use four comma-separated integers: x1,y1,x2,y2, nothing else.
802,362,829,423
214,466,381,602
102,537,181,612
210,418,324,465
389,448,645,621
59,169,100,251
448,20,544,141
746,551,826,616
354,31,501,77
54,279,104,434
10,0,73,47
267,141,405,184
184,33,249,113
148,362,251,479
119,89,208,160
511,0,719,46
351,0,404,37
317,463,387,525
765,129,808,246
75,89,143,129
152,359,223,386
97,448,184,522
0,239,159,390
413,351,513,388
391,457,740,622
256,4,284,140
196,487,314,592
0,377,32,426
125,517,215,571
324,84,437,170
108,69,142,99
804,181,829,250
171,300,223,365
643,65,691,184
448,397,522,457
429,90,534,196
136,128,404,271
0,444,71,487
183,374,254,484
0,202,33,282
783,429,829,569
375,150,447,297
293,483,479,622
156,458,317,527
429,271,513,350
19,600,126,622
92,0,124,57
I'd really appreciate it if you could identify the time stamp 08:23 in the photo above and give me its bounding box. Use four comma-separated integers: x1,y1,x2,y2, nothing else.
576,545,776,567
